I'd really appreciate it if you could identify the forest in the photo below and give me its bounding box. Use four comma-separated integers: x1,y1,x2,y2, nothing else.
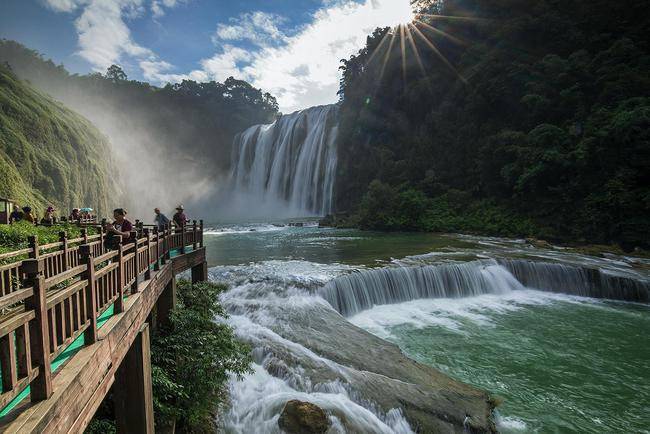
336,0,649,248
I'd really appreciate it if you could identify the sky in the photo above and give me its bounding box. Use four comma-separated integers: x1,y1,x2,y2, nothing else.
0,0,413,113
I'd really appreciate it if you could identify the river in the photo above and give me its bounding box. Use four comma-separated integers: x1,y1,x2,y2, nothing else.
201,223,650,433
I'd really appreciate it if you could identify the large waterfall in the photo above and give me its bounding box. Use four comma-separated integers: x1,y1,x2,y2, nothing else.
320,259,650,316
230,105,338,216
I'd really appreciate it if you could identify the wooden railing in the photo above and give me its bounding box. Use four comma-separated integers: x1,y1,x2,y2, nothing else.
0,221,203,410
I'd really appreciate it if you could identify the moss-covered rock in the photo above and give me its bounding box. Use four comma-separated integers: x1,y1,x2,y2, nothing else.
278,400,330,434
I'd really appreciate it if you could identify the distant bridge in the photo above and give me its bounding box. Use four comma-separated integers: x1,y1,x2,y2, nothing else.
0,221,207,433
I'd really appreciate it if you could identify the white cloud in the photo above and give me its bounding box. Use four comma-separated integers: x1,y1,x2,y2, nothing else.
73,0,152,71
206,0,413,112
43,0,86,13
214,11,287,47
45,0,413,113
151,0,187,18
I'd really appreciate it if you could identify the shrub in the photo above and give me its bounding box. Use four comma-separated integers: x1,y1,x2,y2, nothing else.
151,280,252,433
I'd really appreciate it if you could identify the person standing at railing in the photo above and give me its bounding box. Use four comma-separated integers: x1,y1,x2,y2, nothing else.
70,208,81,222
22,206,36,224
9,205,23,223
40,206,55,225
172,205,188,229
104,208,133,250
154,207,171,231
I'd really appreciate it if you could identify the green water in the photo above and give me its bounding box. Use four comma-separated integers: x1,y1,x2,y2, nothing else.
367,298,650,433
207,225,650,433
204,224,477,267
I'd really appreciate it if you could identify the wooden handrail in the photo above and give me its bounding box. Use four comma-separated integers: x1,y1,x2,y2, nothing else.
0,221,202,410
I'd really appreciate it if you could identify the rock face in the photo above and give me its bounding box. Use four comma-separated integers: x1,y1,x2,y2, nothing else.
278,400,330,434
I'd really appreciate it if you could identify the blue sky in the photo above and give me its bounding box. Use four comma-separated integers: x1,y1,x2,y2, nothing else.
0,0,413,112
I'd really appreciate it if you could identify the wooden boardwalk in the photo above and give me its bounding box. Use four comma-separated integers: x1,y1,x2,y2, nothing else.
0,221,207,433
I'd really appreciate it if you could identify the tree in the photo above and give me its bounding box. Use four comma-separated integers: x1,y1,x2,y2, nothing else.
105,64,127,82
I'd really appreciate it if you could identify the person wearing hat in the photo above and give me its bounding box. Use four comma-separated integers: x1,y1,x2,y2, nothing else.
70,208,81,222
9,205,23,224
41,206,56,225
173,205,188,228
22,206,36,224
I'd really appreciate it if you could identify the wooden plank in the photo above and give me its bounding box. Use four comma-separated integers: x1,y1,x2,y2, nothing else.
0,311,35,339
46,279,86,309
15,323,31,378
0,286,34,310
44,264,86,289
0,331,17,391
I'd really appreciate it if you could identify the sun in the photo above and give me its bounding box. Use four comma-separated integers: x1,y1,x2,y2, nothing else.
383,0,416,28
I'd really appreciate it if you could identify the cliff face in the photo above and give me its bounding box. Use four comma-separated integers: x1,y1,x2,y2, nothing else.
0,65,119,217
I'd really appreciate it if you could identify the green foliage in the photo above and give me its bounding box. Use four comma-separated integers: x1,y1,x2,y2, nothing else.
0,221,93,249
336,0,650,248
151,280,252,433
357,181,536,237
0,64,117,217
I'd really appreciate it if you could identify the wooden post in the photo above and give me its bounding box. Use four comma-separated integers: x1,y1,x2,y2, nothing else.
22,259,52,401
157,278,176,329
180,222,187,255
131,231,140,293
114,323,155,434
191,261,208,284
153,228,161,271
115,243,125,314
81,228,89,245
80,245,98,345
59,231,68,271
192,220,198,250
164,224,171,261
144,229,152,280
28,235,40,259
199,219,204,248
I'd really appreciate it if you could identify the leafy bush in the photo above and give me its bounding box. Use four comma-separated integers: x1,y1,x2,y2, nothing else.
151,280,252,433
0,221,91,248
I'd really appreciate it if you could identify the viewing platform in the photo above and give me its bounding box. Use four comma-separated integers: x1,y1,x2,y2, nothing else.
0,221,207,433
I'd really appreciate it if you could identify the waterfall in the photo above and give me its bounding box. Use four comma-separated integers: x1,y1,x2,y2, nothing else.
320,260,650,317
320,261,525,316
231,105,338,216
499,259,650,302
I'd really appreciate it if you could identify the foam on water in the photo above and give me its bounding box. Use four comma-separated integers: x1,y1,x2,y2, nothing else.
223,362,414,434
348,289,592,339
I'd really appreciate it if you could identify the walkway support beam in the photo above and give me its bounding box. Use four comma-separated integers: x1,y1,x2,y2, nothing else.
191,261,208,283
114,323,155,434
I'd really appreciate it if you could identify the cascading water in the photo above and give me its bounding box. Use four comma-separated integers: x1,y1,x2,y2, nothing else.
320,259,650,316
231,105,338,216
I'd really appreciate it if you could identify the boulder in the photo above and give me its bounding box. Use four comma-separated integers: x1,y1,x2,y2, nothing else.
278,400,330,434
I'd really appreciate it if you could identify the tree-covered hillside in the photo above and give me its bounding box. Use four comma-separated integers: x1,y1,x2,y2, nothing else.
336,0,649,248
0,65,118,216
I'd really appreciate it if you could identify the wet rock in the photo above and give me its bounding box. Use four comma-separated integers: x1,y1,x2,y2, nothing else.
278,400,330,434
526,237,553,249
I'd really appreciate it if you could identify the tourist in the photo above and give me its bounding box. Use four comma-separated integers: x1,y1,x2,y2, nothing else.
40,206,55,225
70,208,81,222
9,205,23,223
104,208,133,250
22,206,36,224
154,208,170,231
173,205,187,228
